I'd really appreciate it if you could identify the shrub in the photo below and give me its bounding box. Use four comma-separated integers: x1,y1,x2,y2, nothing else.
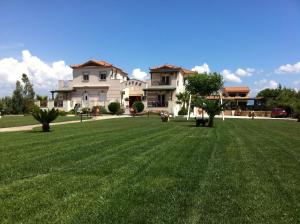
81,107,90,114
32,108,59,132
178,107,188,115
100,106,108,114
132,101,144,113
116,108,125,115
108,102,121,114
58,110,67,116
67,109,75,115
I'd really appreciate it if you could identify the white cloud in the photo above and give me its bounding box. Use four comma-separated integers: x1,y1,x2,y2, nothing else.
220,67,255,83
221,69,242,83
251,79,278,96
131,68,147,80
275,61,300,74
253,79,278,93
235,68,255,77
191,63,210,74
0,50,72,97
254,79,278,89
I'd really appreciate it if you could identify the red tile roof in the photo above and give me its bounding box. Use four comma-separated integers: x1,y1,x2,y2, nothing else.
70,60,128,76
150,64,194,75
223,86,250,93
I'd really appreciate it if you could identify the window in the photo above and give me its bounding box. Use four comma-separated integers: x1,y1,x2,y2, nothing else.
161,76,170,85
82,72,89,81
99,90,107,102
99,72,107,80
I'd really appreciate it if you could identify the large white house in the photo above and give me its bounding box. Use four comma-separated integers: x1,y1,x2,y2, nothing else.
143,64,194,115
48,60,145,112
47,60,193,116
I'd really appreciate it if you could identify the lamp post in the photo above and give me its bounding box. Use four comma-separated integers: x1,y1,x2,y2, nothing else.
220,91,225,121
187,94,192,121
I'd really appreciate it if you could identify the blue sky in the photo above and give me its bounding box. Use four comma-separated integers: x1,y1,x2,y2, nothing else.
0,0,300,96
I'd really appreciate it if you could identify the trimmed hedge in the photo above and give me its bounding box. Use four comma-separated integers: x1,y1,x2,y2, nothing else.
132,101,144,113
178,107,188,115
108,102,121,114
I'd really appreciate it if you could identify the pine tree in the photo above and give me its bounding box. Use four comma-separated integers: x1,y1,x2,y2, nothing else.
22,74,35,113
12,81,24,114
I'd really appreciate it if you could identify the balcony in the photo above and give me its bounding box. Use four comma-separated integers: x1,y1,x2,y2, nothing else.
144,80,176,91
147,101,168,108
151,80,171,86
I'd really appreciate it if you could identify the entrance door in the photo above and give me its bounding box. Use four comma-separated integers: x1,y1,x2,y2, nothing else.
129,96,142,107
157,94,166,107
82,92,89,108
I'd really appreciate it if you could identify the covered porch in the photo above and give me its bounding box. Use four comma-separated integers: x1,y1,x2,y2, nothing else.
144,89,174,108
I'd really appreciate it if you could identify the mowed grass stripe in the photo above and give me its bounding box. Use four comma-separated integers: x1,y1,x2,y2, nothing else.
0,120,191,223
67,124,213,223
1,118,166,181
0,117,299,223
229,120,300,223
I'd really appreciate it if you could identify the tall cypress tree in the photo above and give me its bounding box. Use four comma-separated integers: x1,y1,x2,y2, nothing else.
12,81,24,114
21,74,35,113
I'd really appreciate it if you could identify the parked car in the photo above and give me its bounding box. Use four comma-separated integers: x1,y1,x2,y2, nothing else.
271,108,287,118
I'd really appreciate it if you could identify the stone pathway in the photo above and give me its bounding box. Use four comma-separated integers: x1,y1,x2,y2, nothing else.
0,115,131,133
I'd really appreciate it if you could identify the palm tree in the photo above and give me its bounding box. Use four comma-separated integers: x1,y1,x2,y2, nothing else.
32,108,59,132
176,91,190,109
203,99,225,127
36,95,48,107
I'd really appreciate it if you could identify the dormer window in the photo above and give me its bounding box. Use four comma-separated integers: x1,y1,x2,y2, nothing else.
82,72,89,81
99,72,107,81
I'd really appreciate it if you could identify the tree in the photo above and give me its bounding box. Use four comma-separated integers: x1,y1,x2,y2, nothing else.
36,95,48,107
293,102,300,122
186,72,223,96
0,97,13,114
185,72,224,127
257,87,299,117
12,81,24,114
32,108,59,132
22,74,35,113
176,91,190,109
132,101,144,113
202,100,225,127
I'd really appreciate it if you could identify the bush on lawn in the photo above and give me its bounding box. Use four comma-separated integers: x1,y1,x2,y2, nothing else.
101,106,108,114
132,101,144,113
58,110,67,116
116,108,125,115
81,107,90,114
178,107,188,115
108,102,121,114
32,108,59,132
67,109,75,115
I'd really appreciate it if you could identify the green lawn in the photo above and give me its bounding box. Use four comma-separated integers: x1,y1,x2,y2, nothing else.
0,115,90,128
0,117,299,223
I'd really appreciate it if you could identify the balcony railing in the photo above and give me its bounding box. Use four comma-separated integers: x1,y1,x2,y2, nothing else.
147,101,168,107
151,80,171,86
